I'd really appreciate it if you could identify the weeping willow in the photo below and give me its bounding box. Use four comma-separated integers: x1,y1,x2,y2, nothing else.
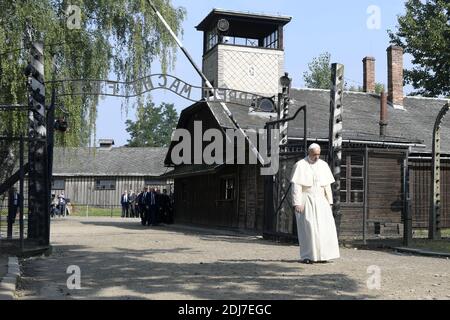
0,0,185,185
0,0,186,145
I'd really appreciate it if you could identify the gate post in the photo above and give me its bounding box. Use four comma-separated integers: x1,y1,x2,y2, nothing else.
328,63,345,237
25,41,50,245
430,103,450,240
276,74,292,234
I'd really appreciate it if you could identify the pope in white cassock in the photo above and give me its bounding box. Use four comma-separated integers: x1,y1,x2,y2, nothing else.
290,143,340,264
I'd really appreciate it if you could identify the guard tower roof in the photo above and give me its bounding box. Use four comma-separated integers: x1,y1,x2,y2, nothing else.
196,8,291,38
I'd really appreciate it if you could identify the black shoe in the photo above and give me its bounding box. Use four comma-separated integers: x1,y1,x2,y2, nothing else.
301,259,313,264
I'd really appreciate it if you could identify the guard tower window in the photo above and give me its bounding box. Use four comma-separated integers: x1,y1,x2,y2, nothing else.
263,30,279,49
223,36,259,47
206,29,219,51
197,9,291,55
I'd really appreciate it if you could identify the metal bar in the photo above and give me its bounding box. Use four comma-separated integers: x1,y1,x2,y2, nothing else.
409,156,450,160
403,148,412,246
0,163,30,195
45,83,56,245
328,63,345,236
265,106,307,220
0,136,45,142
47,74,267,108
26,41,50,244
145,0,207,83
429,103,449,240
265,105,305,128
0,105,29,110
304,106,307,157
274,184,292,217
289,137,426,148
145,0,264,164
363,146,369,245
19,135,24,251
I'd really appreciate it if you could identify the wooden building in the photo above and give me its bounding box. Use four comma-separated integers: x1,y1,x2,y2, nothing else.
51,140,172,208
164,9,450,240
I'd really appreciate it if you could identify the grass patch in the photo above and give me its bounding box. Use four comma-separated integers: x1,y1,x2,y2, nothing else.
413,228,450,238
69,206,123,217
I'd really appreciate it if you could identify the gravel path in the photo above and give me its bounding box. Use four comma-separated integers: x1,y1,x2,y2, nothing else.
15,217,450,300
0,255,7,281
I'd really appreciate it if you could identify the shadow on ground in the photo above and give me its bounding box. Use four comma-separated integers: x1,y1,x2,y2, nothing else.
77,219,285,247
17,242,373,300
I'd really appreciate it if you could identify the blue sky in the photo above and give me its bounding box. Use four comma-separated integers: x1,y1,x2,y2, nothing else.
95,0,410,146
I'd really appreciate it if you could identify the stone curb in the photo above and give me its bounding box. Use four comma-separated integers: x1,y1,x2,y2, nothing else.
0,257,20,300
394,247,450,259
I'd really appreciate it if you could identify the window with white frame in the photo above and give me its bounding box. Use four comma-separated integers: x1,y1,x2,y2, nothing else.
95,179,116,190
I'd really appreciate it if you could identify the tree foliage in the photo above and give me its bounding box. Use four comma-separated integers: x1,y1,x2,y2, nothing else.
304,52,385,94
388,0,450,97
0,0,186,148
303,52,332,90
346,83,385,94
125,102,178,147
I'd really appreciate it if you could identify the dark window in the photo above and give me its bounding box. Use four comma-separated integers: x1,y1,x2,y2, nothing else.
220,177,235,200
52,178,65,190
206,29,218,51
221,36,259,47
263,30,279,49
181,181,188,201
95,179,116,190
340,153,365,204
144,179,166,187
340,178,347,191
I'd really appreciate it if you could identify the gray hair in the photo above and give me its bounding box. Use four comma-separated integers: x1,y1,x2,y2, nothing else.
308,143,321,152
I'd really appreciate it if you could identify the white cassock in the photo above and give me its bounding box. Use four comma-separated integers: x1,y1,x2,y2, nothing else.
290,158,340,262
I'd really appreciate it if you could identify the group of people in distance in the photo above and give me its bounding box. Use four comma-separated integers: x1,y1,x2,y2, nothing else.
120,188,173,226
51,192,68,218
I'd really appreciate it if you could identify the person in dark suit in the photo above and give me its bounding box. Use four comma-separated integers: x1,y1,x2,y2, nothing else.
148,188,159,226
137,188,145,223
120,190,129,218
128,190,137,218
141,187,150,226
58,192,67,217
160,189,173,224
7,188,20,239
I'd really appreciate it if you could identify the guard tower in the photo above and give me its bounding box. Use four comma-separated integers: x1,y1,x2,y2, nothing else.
196,9,291,98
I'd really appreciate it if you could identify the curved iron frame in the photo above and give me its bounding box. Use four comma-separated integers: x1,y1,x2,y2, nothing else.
430,102,450,240
46,74,269,108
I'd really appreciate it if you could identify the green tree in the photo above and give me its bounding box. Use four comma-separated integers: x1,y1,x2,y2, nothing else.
0,0,186,148
303,52,332,89
125,102,178,147
346,83,385,94
388,0,450,97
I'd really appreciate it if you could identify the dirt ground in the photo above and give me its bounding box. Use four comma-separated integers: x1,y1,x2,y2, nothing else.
0,255,7,281
15,217,450,300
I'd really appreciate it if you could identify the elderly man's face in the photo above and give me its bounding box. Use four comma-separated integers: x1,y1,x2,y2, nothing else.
308,148,321,164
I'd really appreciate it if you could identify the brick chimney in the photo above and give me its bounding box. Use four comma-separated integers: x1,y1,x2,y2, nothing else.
363,57,376,93
387,45,404,107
